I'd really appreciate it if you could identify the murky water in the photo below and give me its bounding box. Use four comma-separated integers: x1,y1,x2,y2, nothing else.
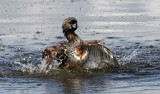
0,0,160,93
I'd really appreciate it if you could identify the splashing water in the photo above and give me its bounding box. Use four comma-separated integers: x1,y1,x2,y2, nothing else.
13,58,64,75
14,60,49,74
119,44,142,65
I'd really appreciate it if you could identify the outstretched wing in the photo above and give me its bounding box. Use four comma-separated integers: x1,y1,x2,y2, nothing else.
42,46,57,69
84,40,119,68
42,42,69,69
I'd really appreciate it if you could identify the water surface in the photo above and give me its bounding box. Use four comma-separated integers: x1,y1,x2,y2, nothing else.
0,0,160,93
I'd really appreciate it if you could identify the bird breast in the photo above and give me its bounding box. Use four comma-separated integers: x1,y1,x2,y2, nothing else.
74,49,89,60
69,49,89,62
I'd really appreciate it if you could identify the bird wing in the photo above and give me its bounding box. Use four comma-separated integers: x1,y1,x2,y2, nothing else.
42,41,70,69
42,46,57,69
84,40,119,68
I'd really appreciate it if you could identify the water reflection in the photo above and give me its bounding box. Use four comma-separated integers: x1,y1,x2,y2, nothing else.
60,78,85,93
44,71,112,93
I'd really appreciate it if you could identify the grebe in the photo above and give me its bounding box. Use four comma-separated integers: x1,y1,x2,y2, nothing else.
42,17,119,69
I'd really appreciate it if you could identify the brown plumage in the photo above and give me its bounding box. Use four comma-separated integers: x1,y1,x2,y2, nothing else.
42,17,119,70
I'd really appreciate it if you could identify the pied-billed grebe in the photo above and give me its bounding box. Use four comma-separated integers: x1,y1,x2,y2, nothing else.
42,17,119,69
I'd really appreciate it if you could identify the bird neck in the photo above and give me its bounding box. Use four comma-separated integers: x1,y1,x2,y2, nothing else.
64,31,82,43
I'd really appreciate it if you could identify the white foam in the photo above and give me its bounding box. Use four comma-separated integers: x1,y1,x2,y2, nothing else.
14,60,52,74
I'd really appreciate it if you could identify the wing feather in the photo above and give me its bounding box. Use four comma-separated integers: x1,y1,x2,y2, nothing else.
84,41,119,68
42,46,57,69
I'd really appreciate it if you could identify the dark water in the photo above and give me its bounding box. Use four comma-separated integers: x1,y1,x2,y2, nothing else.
0,0,160,93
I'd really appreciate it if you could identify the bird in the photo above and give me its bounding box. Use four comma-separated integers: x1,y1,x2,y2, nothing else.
42,17,119,70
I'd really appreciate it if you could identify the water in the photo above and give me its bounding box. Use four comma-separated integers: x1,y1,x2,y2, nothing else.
0,0,160,93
